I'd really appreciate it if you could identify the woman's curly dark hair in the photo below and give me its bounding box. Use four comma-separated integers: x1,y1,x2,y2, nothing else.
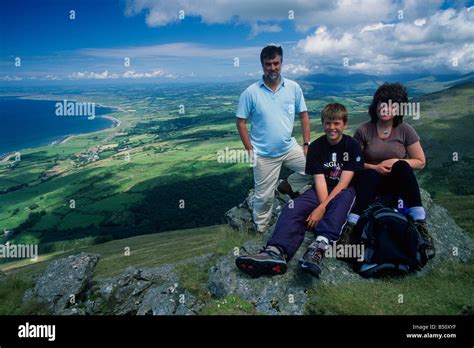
369,82,408,127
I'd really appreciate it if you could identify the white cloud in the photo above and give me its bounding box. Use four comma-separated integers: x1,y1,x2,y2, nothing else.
69,70,116,80
124,0,406,33
249,23,282,38
0,75,23,81
79,42,260,59
296,26,354,56
44,74,61,80
414,18,426,27
295,7,474,74
361,23,395,33
122,69,165,78
283,63,313,75
68,69,174,80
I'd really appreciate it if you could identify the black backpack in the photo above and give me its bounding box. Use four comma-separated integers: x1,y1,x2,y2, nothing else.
355,198,429,278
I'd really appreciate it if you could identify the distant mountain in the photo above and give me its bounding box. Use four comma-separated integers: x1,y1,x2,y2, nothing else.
298,72,474,98
405,72,474,96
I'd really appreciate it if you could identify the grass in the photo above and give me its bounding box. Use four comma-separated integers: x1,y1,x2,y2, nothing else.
0,273,49,315
199,295,258,315
306,259,474,315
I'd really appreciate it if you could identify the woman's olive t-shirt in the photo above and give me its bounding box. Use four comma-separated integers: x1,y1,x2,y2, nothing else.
353,121,420,165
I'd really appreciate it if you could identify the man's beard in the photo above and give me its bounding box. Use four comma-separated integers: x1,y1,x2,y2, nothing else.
266,72,280,82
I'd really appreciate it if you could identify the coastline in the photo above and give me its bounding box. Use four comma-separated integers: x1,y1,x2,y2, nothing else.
56,114,122,145
0,96,124,160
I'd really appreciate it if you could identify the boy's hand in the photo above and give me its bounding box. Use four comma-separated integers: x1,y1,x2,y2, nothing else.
306,205,326,230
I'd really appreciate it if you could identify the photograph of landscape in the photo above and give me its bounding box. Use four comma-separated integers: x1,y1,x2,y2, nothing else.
0,0,473,345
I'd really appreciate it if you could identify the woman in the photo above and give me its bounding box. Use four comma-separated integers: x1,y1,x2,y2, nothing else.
342,82,435,259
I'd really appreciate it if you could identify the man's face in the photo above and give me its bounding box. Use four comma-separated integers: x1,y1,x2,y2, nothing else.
262,55,282,82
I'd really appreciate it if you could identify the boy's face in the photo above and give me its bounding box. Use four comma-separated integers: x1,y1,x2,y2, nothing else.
323,118,346,144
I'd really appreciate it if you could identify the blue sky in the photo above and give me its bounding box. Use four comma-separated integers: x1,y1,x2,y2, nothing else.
1,0,473,83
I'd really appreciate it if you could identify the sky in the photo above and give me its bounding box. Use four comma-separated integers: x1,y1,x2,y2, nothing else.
0,0,473,83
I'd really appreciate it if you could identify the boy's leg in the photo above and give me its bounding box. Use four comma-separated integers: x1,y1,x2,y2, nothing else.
314,187,357,242
252,154,284,232
266,188,319,260
299,187,356,277
282,144,313,193
236,189,318,277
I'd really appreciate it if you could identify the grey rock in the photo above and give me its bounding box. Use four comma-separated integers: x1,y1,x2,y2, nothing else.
225,189,289,232
137,286,197,315
138,285,175,315
94,262,202,316
31,252,100,313
22,288,35,304
57,306,86,315
98,265,179,315
420,189,472,264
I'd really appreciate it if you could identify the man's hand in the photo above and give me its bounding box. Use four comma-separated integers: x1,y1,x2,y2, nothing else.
306,205,326,230
303,145,308,157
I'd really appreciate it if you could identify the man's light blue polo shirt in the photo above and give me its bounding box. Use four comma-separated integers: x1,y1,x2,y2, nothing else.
236,76,307,158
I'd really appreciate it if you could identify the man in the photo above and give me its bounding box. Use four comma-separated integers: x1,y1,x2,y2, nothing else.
236,45,312,233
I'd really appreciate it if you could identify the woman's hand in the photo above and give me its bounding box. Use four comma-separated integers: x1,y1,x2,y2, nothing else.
374,163,392,175
380,158,399,168
306,205,326,230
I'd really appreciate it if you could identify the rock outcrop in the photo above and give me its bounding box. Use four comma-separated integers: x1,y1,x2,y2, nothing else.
23,253,212,315
90,260,206,315
23,252,99,313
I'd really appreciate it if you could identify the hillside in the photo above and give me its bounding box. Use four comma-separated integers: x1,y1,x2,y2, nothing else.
412,82,474,235
0,188,472,316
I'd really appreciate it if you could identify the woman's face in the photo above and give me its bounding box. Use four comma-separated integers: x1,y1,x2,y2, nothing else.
377,101,397,122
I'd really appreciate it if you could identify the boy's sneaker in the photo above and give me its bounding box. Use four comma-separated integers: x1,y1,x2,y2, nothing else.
414,220,435,259
338,222,356,245
236,245,287,277
277,180,300,199
298,240,329,278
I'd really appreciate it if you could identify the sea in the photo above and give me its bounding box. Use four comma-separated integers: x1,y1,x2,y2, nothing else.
0,96,116,156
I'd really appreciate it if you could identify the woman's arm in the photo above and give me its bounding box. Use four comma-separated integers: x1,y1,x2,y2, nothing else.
403,141,426,169
377,141,426,172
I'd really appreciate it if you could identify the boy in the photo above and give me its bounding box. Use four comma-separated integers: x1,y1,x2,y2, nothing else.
236,103,363,278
